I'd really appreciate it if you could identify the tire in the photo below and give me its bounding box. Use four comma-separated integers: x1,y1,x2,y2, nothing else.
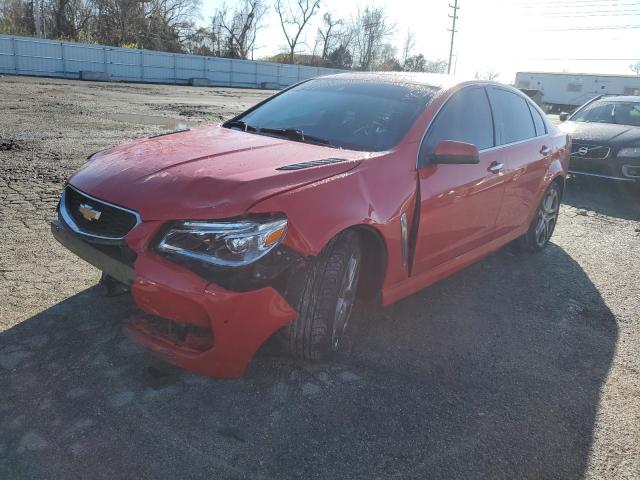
519,182,561,252
281,231,362,361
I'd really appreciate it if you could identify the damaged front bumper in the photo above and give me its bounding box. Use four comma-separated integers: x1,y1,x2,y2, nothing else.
51,219,298,378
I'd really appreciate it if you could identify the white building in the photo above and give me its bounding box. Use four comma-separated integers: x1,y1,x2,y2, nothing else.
515,72,640,111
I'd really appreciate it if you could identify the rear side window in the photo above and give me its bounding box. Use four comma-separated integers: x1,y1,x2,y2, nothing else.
488,88,536,145
422,86,494,153
529,103,547,136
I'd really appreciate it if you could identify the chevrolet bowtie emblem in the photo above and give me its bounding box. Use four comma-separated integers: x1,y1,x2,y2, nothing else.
78,203,102,221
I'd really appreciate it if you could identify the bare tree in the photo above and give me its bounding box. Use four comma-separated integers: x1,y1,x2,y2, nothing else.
2,0,202,50
352,6,394,71
474,69,499,80
214,0,267,59
375,43,400,71
310,31,320,63
274,0,320,64
0,0,36,35
401,30,414,66
402,54,446,73
48,0,93,40
317,11,339,60
403,53,425,72
209,12,224,55
144,0,201,49
630,60,640,76
322,18,354,67
424,58,447,73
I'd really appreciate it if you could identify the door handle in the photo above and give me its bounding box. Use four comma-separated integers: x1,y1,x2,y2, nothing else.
540,145,552,155
488,162,504,174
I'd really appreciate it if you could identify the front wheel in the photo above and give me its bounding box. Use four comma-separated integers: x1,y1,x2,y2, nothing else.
281,231,362,361
519,182,561,252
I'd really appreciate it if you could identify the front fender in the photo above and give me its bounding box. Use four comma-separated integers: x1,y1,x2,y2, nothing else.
249,152,418,290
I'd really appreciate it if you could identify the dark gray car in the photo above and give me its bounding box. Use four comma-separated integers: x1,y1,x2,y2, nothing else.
559,96,640,183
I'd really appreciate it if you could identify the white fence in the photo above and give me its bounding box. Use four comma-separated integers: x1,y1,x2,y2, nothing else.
0,35,342,88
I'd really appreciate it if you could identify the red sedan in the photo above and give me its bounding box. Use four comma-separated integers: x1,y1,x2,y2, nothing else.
52,73,570,378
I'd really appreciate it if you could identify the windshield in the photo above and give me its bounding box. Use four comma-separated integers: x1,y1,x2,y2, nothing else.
571,100,640,127
228,78,439,151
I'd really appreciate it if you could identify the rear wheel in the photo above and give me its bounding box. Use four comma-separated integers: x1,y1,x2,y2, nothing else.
281,231,362,361
519,182,561,252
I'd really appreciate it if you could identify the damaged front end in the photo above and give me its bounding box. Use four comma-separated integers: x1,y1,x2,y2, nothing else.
52,185,309,378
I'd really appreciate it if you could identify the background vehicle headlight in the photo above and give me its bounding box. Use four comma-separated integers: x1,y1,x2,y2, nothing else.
157,216,287,267
617,147,640,158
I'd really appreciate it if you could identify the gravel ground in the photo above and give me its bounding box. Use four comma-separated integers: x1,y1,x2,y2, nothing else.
0,75,638,480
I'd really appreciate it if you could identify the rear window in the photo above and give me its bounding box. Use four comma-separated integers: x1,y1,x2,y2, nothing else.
488,88,536,145
235,78,438,151
529,103,547,136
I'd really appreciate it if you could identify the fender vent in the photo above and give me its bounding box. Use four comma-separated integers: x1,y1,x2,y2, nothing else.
277,158,347,171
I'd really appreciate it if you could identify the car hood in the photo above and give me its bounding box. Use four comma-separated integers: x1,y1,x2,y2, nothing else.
68,125,365,221
559,121,640,146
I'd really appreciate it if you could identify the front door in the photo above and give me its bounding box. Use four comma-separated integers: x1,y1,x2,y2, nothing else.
411,86,507,275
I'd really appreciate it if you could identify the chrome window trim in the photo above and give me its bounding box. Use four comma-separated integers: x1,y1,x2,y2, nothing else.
416,83,549,169
569,170,636,182
479,135,548,153
59,184,141,241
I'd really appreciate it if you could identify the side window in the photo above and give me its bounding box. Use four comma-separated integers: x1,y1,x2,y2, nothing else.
422,87,494,155
488,88,536,145
528,102,547,136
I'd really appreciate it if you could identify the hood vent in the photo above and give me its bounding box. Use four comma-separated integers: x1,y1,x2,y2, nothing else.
149,128,190,139
277,158,347,171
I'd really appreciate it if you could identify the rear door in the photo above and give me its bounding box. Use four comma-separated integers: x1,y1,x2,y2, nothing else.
486,87,552,234
411,86,508,275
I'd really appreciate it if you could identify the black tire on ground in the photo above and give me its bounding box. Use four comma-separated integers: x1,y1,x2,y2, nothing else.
519,181,562,252
281,230,362,361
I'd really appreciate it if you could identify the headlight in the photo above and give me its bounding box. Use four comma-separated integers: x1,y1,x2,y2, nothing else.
157,216,287,267
618,147,640,158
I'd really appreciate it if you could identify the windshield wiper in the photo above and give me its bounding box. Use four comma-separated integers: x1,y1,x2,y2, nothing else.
257,127,335,147
225,120,257,132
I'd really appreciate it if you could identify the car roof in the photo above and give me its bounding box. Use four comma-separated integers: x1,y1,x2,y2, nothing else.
594,95,640,102
320,71,467,90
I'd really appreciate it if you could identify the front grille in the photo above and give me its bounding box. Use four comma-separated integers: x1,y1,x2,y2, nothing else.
569,158,611,176
62,186,138,239
130,313,214,352
571,143,611,160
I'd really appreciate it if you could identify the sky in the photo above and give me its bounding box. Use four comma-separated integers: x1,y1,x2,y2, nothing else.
199,0,640,83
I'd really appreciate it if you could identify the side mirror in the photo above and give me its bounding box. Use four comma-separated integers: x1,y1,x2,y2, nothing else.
431,140,480,165
559,112,569,122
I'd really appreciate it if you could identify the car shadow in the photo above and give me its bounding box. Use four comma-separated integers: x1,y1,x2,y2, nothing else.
0,244,616,479
563,175,639,220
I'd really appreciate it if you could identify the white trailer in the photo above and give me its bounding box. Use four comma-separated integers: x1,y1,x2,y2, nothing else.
515,72,640,111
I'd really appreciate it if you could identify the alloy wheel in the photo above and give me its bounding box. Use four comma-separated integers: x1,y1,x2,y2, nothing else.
331,251,361,351
534,187,560,247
